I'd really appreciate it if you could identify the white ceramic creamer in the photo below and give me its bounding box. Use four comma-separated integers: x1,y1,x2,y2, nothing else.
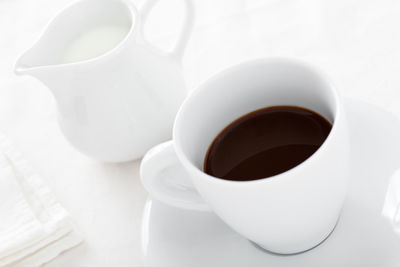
15,0,195,162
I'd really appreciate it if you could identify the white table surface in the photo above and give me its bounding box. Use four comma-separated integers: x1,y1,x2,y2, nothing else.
2,0,400,266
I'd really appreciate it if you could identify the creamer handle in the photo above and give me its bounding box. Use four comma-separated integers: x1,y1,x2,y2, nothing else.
139,0,195,61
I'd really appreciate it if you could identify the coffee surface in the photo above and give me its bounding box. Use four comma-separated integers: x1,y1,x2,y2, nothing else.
204,106,332,181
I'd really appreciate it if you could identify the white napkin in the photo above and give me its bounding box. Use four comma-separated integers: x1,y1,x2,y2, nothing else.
0,134,82,266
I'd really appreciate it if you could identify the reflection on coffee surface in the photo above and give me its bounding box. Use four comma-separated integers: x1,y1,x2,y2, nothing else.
204,106,332,181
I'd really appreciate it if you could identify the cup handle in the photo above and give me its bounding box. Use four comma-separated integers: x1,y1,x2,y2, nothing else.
140,141,212,212
139,0,195,61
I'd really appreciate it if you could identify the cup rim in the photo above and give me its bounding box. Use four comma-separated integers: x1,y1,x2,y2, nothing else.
173,57,342,185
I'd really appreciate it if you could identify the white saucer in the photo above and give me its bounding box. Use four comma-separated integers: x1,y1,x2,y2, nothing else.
141,98,400,267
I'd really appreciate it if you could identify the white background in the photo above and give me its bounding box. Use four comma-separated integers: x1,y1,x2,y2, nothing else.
1,0,400,266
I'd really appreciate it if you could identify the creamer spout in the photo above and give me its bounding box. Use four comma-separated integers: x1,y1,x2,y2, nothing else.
14,44,53,79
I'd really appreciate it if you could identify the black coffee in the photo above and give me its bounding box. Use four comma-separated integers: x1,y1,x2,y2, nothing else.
204,106,332,181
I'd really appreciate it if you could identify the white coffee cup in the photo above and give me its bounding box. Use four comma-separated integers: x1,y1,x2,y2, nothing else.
140,58,350,254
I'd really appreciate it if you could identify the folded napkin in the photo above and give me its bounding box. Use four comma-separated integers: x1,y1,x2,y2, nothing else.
0,134,82,266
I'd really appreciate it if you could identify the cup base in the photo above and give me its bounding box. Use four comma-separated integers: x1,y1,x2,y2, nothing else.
251,215,340,255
